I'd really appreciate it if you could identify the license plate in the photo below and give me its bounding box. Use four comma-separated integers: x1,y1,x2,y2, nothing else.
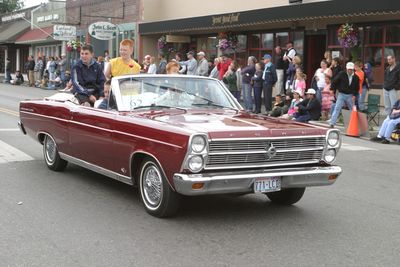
254,177,281,193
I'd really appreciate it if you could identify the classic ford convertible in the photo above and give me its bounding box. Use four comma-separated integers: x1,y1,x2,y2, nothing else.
19,75,342,217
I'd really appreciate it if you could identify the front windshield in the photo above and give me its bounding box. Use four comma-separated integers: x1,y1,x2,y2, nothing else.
116,77,239,111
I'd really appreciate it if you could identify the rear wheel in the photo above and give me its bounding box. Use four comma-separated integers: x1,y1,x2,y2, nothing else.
266,188,305,205
43,135,67,171
139,158,180,217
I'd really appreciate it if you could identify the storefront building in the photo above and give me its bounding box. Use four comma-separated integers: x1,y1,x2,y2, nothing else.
139,0,400,87
66,0,140,59
0,7,37,74
15,0,66,60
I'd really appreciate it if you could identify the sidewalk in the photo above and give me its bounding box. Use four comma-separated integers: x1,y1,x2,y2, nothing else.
309,115,385,141
0,74,60,91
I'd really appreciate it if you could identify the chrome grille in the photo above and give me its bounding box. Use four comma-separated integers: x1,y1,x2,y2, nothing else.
206,137,325,169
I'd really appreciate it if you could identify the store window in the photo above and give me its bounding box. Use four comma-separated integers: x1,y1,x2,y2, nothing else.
197,37,218,59
292,31,304,57
275,32,289,48
386,25,400,43
249,34,260,49
261,33,273,49
364,26,383,44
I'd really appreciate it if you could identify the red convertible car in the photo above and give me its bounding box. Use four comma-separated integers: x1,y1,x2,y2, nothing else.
19,75,342,217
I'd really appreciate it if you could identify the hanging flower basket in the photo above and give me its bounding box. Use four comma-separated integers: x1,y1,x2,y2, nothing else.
337,23,358,48
66,40,85,52
216,32,238,53
157,35,169,54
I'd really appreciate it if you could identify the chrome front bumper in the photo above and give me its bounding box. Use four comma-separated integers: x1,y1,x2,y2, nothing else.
173,166,342,196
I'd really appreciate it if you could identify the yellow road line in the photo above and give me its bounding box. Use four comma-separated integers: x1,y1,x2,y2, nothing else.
0,107,19,117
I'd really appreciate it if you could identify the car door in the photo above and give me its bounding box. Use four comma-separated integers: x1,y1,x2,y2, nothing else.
68,106,116,172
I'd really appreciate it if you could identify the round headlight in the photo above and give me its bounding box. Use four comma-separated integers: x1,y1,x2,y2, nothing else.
324,149,336,164
191,136,207,153
188,155,204,172
327,131,340,147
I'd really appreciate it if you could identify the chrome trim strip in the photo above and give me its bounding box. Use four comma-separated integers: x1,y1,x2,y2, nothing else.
115,130,182,149
208,147,324,155
70,120,113,132
59,152,133,185
209,150,268,155
274,147,325,153
209,135,326,141
20,110,183,149
204,159,320,170
20,110,70,123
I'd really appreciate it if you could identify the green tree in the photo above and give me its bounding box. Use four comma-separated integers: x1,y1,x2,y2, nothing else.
0,0,24,14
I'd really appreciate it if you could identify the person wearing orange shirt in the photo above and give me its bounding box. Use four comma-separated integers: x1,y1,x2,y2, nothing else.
354,61,367,111
105,39,141,79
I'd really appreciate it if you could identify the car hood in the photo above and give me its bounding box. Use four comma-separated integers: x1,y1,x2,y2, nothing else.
138,110,327,139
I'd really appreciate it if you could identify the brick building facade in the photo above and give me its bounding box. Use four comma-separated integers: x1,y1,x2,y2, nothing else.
66,0,141,58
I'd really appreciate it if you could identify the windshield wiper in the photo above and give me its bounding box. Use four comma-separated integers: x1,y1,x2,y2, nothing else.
184,92,239,112
133,104,187,112
192,102,239,112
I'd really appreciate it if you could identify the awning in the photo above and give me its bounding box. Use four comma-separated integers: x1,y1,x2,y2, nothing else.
15,26,55,44
0,20,31,44
139,0,400,35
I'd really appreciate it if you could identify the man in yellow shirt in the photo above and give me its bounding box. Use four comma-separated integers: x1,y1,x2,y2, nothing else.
105,39,141,79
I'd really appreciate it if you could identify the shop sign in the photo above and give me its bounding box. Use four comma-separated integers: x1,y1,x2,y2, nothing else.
88,22,117,40
166,35,190,43
212,13,240,26
1,12,25,22
53,25,77,41
332,51,340,59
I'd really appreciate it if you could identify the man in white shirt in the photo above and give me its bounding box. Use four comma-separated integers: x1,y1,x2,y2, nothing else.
196,51,209,76
283,41,297,64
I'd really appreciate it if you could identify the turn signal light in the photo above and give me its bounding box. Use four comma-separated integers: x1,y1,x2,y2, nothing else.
328,175,338,181
192,183,204,190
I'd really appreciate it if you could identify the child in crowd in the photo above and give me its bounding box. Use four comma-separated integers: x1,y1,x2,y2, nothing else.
321,75,332,120
96,80,111,109
294,71,306,97
282,89,303,119
251,62,264,114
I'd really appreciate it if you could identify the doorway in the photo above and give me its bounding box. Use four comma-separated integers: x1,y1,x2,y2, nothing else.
304,34,326,87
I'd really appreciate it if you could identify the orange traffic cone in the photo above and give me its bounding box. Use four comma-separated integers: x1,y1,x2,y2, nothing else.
346,103,360,137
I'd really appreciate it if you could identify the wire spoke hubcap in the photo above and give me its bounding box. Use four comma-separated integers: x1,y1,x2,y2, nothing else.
143,165,163,207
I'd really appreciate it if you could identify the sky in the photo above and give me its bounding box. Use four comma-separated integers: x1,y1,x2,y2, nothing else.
22,0,48,8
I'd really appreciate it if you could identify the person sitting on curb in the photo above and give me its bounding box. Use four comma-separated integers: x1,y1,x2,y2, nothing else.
269,94,285,117
10,70,24,85
371,99,400,144
293,88,321,123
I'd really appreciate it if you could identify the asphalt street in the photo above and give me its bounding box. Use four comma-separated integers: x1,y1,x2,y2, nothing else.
0,83,399,266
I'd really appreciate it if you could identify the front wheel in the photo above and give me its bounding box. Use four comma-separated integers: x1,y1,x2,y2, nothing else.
139,158,180,218
43,135,68,171
265,188,305,205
